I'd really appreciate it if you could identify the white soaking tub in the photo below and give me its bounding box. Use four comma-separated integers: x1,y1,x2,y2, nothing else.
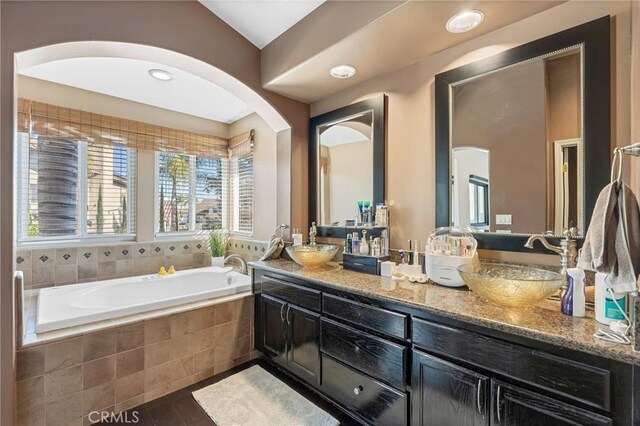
36,267,251,333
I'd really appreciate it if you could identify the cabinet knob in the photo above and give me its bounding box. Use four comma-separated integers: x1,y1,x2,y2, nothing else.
353,386,363,395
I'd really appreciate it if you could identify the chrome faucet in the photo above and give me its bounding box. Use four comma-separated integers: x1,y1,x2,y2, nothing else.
524,227,578,279
309,222,317,246
224,254,248,275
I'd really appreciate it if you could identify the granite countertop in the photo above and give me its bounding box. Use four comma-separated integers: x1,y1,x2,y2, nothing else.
250,259,640,365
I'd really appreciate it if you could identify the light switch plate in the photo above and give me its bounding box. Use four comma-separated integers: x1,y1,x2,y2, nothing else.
496,214,512,225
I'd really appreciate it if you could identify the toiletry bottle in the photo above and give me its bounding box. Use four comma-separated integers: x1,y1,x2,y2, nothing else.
563,268,585,317
399,249,405,265
595,273,627,324
352,232,361,254
371,238,379,257
360,230,370,255
292,228,303,246
408,240,414,265
345,234,353,254
412,239,420,267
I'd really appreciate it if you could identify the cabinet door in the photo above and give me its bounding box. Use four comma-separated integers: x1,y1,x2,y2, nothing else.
286,303,321,385
260,294,288,367
412,350,489,426
492,381,612,426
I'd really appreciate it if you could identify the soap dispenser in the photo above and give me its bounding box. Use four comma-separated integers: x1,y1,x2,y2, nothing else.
360,230,369,255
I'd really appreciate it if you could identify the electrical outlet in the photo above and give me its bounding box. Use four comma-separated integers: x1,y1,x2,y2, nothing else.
496,214,512,225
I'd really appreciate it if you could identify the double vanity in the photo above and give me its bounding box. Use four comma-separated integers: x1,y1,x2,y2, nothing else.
252,14,640,426
251,260,639,426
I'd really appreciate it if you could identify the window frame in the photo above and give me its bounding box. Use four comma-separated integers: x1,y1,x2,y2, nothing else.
154,152,231,238
16,134,137,247
229,151,254,236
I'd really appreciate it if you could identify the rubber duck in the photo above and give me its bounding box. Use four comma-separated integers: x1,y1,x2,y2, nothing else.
168,265,176,274
158,266,167,276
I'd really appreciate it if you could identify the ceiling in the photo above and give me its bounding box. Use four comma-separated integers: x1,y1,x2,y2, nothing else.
260,1,564,102
19,57,254,123
199,0,325,49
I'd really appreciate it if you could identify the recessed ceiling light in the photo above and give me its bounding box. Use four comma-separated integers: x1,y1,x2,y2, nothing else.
330,65,357,79
148,69,173,81
446,10,484,33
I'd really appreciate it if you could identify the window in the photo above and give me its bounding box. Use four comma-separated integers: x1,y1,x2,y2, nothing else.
230,151,253,233
17,133,136,242
156,153,228,233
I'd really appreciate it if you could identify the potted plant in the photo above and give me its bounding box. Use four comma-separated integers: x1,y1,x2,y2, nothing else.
210,229,229,267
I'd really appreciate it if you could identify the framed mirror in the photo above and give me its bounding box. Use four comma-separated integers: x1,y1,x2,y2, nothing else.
435,16,611,253
309,95,386,238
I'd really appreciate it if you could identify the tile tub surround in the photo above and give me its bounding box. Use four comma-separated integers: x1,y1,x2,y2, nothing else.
16,239,212,289
15,295,256,426
251,259,640,365
635,296,639,352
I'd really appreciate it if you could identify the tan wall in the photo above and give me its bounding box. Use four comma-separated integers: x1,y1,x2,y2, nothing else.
310,1,631,257
0,2,309,424
229,113,278,241
453,59,547,234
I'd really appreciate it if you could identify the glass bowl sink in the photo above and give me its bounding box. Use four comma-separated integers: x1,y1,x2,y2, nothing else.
286,244,340,268
457,263,564,308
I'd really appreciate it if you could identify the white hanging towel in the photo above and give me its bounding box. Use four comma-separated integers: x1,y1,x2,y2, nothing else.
578,182,640,293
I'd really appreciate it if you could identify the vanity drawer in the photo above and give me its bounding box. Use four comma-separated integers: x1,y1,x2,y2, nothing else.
322,293,408,340
321,318,407,389
261,274,321,312
412,318,611,411
321,354,408,426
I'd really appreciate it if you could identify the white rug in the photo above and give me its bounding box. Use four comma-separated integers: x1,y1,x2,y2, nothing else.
192,366,339,426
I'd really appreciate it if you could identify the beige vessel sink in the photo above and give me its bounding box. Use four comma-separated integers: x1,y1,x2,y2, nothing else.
457,263,564,308
286,244,340,268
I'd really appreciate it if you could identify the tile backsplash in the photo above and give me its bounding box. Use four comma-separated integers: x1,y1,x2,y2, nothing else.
16,237,270,289
17,239,211,290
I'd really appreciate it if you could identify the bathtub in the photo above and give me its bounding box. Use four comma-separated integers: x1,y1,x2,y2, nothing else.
36,267,251,333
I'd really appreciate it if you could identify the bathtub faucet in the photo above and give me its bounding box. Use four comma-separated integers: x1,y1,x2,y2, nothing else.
224,254,248,275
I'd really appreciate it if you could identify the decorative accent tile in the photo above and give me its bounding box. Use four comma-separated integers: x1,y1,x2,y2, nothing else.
56,248,77,265
32,249,55,266
16,250,33,268
98,246,116,262
117,245,133,260
79,248,98,264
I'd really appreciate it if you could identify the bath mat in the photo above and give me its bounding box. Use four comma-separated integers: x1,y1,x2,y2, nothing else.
192,365,339,426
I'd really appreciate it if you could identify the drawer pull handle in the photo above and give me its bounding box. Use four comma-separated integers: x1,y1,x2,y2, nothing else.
280,303,286,323
496,385,502,423
353,386,363,395
286,305,292,325
476,379,483,417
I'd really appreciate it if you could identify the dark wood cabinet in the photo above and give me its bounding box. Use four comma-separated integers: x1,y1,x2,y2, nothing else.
492,381,612,426
287,303,321,385
257,293,321,386
252,267,636,426
260,294,287,366
412,350,489,426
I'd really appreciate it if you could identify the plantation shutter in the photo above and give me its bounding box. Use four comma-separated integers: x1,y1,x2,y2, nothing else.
229,131,254,233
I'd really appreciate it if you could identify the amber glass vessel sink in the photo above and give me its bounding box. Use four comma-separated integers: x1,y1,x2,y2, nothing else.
286,244,340,268
457,263,564,308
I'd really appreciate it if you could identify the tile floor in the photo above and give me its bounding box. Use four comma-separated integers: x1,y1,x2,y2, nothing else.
98,359,359,425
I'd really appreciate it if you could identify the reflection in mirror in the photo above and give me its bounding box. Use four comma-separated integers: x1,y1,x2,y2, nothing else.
318,111,373,226
451,47,583,236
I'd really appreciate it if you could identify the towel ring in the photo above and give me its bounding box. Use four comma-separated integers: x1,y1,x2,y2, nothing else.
610,148,623,186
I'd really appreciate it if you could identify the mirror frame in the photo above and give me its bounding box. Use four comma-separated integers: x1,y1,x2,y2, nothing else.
309,95,387,238
435,16,610,253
